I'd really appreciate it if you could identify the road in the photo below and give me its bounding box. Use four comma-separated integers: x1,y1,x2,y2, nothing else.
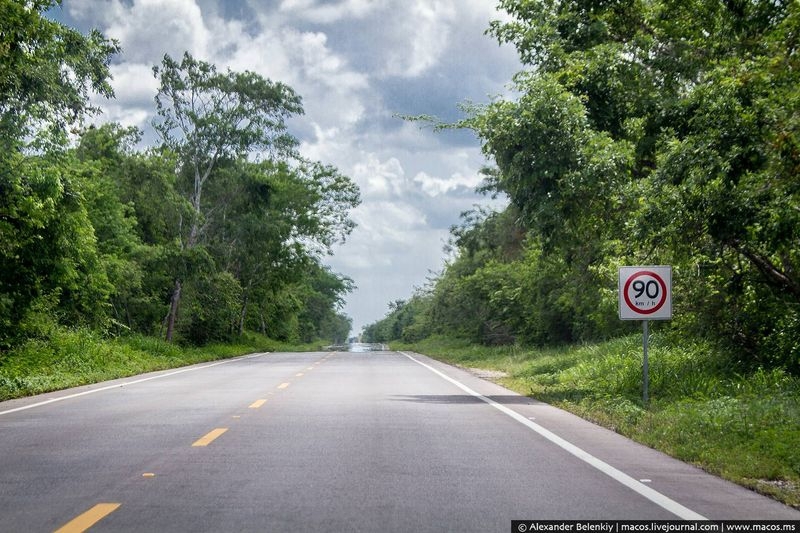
0,350,797,532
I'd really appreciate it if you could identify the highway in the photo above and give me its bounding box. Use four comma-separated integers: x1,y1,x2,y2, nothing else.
0,350,797,531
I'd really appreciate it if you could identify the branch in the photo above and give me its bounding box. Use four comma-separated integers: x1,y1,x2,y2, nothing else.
728,240,800,300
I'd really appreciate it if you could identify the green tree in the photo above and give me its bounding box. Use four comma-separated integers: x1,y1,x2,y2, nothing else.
0,0,119,145
296,263,354,343
74,124,185,335
0,151,114,341
362,293,433,345
203,158,358,339
151,52,304,341
0,1,119,345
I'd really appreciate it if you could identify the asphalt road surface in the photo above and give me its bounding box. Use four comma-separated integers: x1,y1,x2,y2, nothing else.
0,350,797,532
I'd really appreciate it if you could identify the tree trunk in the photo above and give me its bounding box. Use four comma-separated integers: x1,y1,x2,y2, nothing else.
165,279,182,342
239,294,248,336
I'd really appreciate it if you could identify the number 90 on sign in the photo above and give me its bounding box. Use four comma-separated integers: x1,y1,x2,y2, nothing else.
619,266,672,321
632,278,660,300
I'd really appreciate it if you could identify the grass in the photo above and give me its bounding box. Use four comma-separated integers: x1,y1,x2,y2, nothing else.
0,328,320,401
395,334,800,509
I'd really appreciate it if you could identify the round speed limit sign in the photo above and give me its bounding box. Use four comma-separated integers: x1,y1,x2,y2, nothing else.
619,266,672,320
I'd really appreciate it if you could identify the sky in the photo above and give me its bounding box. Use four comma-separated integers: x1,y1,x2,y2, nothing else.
51,0,522,335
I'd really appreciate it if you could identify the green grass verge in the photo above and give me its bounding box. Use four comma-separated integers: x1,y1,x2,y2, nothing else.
395,334,800,509
0,328,321,401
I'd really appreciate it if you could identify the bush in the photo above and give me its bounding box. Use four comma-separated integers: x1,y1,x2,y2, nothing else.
178,272,243,345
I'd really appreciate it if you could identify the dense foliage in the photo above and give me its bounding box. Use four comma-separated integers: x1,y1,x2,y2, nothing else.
365,0,800,373
1,2,358,349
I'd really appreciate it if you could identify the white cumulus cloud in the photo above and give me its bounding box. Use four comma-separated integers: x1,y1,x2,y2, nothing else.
278,0,378,24
413,170,484,197
382,0,457,78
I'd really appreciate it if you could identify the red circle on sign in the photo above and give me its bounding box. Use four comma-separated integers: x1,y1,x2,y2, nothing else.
623,271,668,315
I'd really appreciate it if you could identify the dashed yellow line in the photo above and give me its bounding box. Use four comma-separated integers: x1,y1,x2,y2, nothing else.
192,428,228,447
278,382,290,390
249,399,267,409
295,372,304,377
55,503,120,533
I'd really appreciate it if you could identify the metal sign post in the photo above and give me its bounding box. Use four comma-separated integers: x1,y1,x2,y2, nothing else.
643,320,649,405
619,266,672,406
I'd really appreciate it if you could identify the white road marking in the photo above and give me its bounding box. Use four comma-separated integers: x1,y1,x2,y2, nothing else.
0,353,269,417
400,351,707,521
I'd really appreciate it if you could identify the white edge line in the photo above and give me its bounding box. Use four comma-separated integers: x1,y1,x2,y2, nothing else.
400,351,708,521
0,352,269,417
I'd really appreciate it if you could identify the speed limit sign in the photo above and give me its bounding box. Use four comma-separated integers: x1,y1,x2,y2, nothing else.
619,266,672,320
619,266,672,404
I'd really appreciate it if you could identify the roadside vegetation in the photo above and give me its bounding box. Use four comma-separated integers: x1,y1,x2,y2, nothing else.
0,328,320,402
394,335,800,508
1,2,357,374
367,0,800,510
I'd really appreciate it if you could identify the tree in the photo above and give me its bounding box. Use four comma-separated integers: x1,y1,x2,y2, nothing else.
0,1,119,345
151,52,304,340
0,15,358,348
152,52,303,248
74,124,187,335
296,263,354,343
0,0,119,145
203,159,359,338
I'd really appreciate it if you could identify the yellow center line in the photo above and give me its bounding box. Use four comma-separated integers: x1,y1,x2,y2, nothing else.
249,399,267,409
278,382,290,390
192,428,228,447
295,372,304,377
55,503,121,533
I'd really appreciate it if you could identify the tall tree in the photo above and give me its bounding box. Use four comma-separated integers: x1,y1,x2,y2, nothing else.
151,52,304,340
391,0,799,365
204,159,359,338
74,124,187,335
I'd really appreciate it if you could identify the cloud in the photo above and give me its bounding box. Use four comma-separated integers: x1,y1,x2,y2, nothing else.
382,0,456,78
106,0,210,62
413,171,483,197
85,62,159,130
327,207,450,333
354,155,409,199
278,0,378,24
